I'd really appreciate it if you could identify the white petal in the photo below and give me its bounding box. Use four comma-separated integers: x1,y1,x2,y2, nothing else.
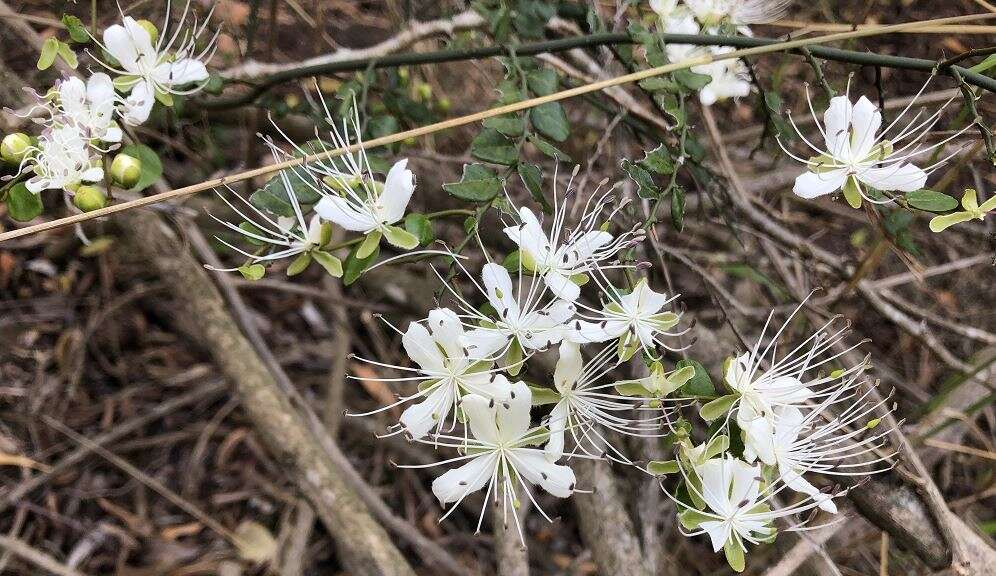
58,77,87,118
102,21,143,73
849,96,882,159
560,230,613,266
544,401,569,461
432,453,497,504
427,308,465,361
462,393,501,445
462,328,509,361
504,207,551,266
822,95,853,159
86,73,117,106
619,279,670,314
729,459,761,507
153,59,209,87
542,270,580,302
696,458,730,512
740,413,777,465
792,169,848,199
399,384,454,439
81,167,104,183
553,340,583,394
376,159,414,225
509,450,575,497
122,80,154,126
496,380,532,442
567,318,628,344
315,196,378,231
402,321,444,372
481,262,518,319
25,177,50,193
700,520,731,553
858,163,928,192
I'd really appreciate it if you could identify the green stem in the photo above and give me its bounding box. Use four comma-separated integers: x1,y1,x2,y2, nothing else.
201,31,996,109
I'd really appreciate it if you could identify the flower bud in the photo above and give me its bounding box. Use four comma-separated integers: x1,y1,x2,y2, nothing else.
436,96,452,113
1,133,32,164
110,153,142,188
414,82,432,101
136,19,159,43
73,185,108,212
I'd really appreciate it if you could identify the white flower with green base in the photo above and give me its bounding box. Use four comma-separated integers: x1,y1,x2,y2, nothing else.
929,188,995,232
401,380,576,541
786,84,968,209
22,125,103,193
568,277,683,361
51,74,122,144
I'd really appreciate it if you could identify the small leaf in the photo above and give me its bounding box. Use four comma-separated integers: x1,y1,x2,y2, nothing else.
482,115,524,137
343,242,380,285
517,163,551,214
530,102,570,142
471,128,519,165
312,250,343,277
6,183,43,222
906,189,959,213
647,460,680,475
56,41,78,69
621,159,660,199
286,252,311,276
383,225,419,249
118,144,163,192
671,185,686,231
699,394,738,422
675,359,715,397
526,68,558,96
527,385,561,406
443,163,501,202
673,68,712,91
356,231,382,259
238,263,266,280
38,37,59,70
62,15,91,43
404,213,434,246
724,539,746,573
527,134,572,162
678,509,712,530
640,144,675,174
843,177,862,209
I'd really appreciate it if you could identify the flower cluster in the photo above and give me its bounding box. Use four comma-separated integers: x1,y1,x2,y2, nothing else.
650,0,791,105
786,80,969,208
350,174,690,538
1,2,215,212
208,93,420,279
659,307,895,571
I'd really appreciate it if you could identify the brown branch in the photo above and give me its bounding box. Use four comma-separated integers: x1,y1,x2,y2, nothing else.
0,536,88,576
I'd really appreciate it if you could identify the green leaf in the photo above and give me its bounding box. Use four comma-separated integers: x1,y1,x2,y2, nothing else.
383,225,419,249
724,539,746,573
56,41,78,68
471,128,519,165
286,252,312,276
118,144,163,192
621,159,660,199
62,15,91,43
843,176,862,209
527,134,572,163
343,241,380,285
356,230,382,259
673,68,712,91
517,163,551,214
367,114,399,140
640,144,675,174
526,68,559,96
38,37,59,70
312,250,343,277
249,167,321,216
238,263,266,280
675,359,716,397
699,394,738,422
527,385,561,406
530,102,570,142
503,339,524,376
647,460,680,475
404,213,434,246
906,189,959,213
443,163,501,202
671,185,685,231
969,53,996,73
482,115,525,137
6,183,43,222
678,509,712,530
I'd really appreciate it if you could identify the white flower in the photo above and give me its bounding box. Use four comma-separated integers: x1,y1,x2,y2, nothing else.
650,0,681,20
696,52,752,106
544,341,662,463
568,278,683,360
51,74,122,144
459,263,576,360
96,4,215,125
418,380,576,537
352,308,509,440
685,0,791,27
23,125,103,193
502,183,642,302
785,85,968,208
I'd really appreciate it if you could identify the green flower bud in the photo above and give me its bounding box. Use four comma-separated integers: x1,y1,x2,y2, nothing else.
110,153,142,188
73,185,108,212
1,133,32,164
136,19,159,44
414,82,432,101
436,96,452,113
